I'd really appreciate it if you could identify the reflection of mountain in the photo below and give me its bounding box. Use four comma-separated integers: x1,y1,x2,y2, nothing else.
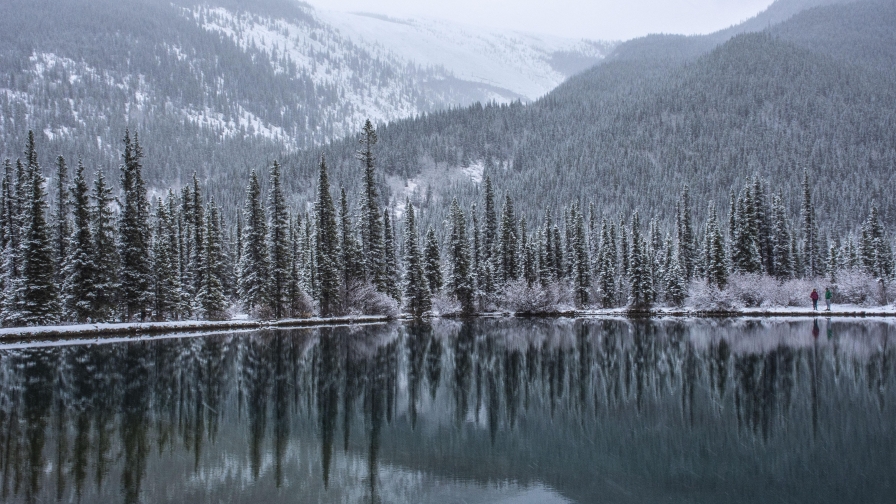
0,319,894,503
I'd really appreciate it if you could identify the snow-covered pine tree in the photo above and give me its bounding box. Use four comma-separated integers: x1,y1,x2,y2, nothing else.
339,187,364,299
403,200,430,317
663,235,686,306
239,170,270,316
676,185,697,281
0,160,21,326
448,198,475,313
357,119,385,291
91,171,119,321
151,197,181,320
315,156,341,317
860,204,895,279
52,155,70,284
470,203,482,295
627,212,653,309
801,169,819,277
571,202,591,308
704,204,728,289
552,224,563,282
117,130,152,321
539,217,553,286
18,131,60,324
770,192,792,279
382,209,400,301
188,174,205,305
287,215,305,316
597,218,616,307
483,176,497,265
61,159,97,322
731,184,762,274
520,218,537,286
267,161,291,319
199,200,228,320
423,226,443,295
498,194,518,284
619,218,630,278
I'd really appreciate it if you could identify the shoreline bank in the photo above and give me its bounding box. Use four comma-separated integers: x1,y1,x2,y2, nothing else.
2,307,894,342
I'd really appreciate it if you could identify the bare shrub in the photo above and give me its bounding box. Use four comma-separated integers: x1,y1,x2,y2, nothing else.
500,280,574,313
347,283,399,317
431,293,462,317
686,279,741,311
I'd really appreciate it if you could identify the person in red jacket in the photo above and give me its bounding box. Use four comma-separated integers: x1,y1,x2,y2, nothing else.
810,288,819,310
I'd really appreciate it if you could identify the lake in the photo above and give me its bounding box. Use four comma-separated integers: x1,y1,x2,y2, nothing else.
0,318,894,503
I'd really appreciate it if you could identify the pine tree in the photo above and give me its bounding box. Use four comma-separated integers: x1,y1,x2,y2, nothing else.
18,132,60,324
403,200,430,316
151,197,181,320
676,186,697,281
498,194,518,283
423,226,443,295
287,215,307,317
339,187,364,296
483,176,498,264
199,200,228,320
52,155,70,283
188,174,205,303
596,218,616,307
664,235,687,306
448,198,474,313
315,156,341,317
239,170,270,316
801,169,819,277
627,213,653,309
571,202,591,307
382,209,400,301
91,171,119,320
117,130,152,321
771,193,792,279
61,160,97,322
731,185,761,274
704,204,728,289
267,161,291,319
357,119,385,290
0,160,22,326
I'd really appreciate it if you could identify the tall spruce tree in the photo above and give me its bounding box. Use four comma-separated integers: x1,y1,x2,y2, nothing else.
498,194,518,284
339,187,364,296
704,204,728,289
627,213,653,309
267,161,291,319
150,196,181,321
315,156,341,317
18,132,59,324
357,119,385,291
448,198,474,313
61,160,97,322
403,200,430,316
91,171,118,320
571,202,591,307
801,169,819,277
382,209,400,301
199,200,228,320
238,170,270,316
52,155,70,283
117,130,152,321
676,186,697,280
596,218,617,307
423,226,443,295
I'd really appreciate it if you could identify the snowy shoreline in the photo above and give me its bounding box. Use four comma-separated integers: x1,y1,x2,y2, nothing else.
0,315,393,341
3,305,895,343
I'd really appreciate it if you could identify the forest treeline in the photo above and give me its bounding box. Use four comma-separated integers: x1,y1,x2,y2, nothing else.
1,126,894,327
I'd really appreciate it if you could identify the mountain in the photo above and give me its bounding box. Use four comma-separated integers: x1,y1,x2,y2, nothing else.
0,0,611,205
290,0,896,233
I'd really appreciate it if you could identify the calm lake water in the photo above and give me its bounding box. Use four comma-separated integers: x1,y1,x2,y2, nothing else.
0,318,894,503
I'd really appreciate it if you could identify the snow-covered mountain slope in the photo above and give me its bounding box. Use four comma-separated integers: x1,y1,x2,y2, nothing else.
315,11,616,101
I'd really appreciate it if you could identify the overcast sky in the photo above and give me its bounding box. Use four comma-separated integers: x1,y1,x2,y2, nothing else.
305,0,777,41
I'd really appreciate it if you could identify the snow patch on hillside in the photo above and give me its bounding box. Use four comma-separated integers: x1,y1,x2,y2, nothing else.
317,11,614,100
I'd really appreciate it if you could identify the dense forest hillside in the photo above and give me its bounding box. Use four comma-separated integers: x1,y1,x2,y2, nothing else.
293,0,896,235
0,0,609,209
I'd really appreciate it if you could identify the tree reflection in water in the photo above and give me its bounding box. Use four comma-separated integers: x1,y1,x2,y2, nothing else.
0,318,894,504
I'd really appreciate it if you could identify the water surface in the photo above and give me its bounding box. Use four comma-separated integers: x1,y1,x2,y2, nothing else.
0,318,894,503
